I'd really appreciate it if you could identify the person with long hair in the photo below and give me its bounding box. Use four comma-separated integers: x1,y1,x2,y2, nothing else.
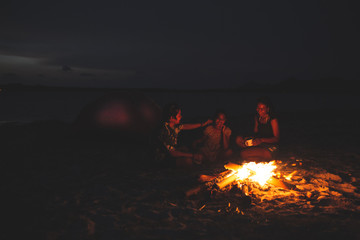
154,103,212,168
235,96,280,162
193,109,233,163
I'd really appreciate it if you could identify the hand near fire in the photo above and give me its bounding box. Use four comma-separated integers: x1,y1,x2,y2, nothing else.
235,136,247,148
252,138,263,146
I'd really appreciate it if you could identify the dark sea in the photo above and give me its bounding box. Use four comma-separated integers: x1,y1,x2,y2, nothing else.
0,89,358,124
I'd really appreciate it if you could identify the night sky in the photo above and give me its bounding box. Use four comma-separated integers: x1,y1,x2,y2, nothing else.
1,1,359,89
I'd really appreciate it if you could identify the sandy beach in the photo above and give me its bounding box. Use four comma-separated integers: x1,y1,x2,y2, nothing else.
2,103,360,239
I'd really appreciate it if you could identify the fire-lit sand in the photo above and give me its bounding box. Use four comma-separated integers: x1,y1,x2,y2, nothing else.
1,109,360,239
190,160,359,217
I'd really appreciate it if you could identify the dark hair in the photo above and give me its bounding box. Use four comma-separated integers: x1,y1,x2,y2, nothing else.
256,96,275,116
162,103,181,121
213,109,227,121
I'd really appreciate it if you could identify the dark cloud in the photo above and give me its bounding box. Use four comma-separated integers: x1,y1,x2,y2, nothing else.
1,1,359,88
62,65,72,72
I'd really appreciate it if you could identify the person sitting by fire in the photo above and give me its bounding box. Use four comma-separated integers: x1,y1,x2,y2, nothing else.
154,103,213,168
235,96,280,162
192,109,233,163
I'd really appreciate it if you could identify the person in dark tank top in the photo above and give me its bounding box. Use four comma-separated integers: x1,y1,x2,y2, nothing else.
235,96,280,162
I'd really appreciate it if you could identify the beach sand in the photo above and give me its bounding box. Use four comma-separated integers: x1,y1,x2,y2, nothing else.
2,110,360,239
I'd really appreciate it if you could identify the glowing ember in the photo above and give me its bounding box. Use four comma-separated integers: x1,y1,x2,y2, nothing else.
284,170,297,181
234,161,277,186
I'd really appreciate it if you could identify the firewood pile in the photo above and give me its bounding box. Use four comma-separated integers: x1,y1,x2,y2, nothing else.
186,158,360,217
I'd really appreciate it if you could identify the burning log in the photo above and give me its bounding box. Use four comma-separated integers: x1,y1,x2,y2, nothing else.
187,171,233,197
198,170,231,183
216,172,237,189
224,162,242,171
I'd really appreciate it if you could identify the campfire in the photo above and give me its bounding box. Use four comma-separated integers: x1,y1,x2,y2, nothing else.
195,160,296,196
216,161,282,190
186,158,359,217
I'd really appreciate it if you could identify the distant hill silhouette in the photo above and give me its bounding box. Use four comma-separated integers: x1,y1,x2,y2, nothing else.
0,79,358,93
235,78,358,94
272,78,358,93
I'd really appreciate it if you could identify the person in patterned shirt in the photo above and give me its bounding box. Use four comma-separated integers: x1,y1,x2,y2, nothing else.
193,110,233,163
155,103,212,168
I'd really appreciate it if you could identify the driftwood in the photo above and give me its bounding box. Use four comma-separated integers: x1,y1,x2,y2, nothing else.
186,170,232,197
185,185,203,197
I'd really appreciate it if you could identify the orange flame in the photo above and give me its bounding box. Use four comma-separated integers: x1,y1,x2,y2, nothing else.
234,161,277,186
